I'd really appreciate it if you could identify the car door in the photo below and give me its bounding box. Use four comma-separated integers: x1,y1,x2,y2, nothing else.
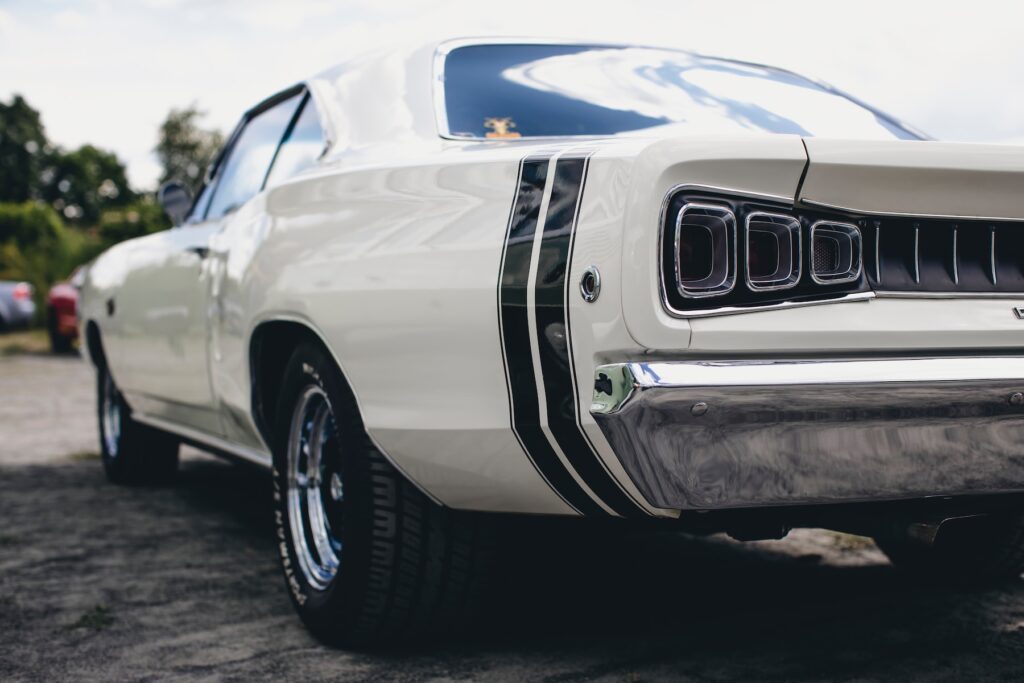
208,91,329,450
113,89,305,437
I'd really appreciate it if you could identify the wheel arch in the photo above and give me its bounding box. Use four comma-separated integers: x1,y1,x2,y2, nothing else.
248,317,442,505
84,320,106,369
249,318,365,450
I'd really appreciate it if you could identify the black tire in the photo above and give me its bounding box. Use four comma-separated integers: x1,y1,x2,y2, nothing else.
272,342,491,647
874,513,1024,583
48,308,73,354
97,363,179,485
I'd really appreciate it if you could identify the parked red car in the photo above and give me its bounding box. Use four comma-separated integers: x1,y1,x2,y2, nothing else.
46,267,84,353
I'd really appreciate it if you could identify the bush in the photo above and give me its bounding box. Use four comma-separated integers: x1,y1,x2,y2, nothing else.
0,198,171,325
0,202,79,322
98,199,169,246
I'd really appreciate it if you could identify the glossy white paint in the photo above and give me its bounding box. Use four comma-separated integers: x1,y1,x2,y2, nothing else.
801,139,1024,220
79,39,1024,517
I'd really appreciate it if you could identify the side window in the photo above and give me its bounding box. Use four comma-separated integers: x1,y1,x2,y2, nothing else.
188,177,216,222
205,93,303,219
265,95,326,188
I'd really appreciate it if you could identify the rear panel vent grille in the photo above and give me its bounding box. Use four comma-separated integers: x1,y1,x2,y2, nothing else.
865,219,1024,293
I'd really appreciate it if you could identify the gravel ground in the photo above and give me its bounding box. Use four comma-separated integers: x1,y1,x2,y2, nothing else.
3,351,1024,681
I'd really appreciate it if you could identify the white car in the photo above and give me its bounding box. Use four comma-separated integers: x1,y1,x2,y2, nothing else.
80,38,1024,645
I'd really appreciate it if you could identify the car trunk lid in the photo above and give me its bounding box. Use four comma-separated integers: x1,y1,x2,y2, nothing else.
798,138,1024,220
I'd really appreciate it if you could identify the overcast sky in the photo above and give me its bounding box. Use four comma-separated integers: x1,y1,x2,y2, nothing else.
2,0,1022,190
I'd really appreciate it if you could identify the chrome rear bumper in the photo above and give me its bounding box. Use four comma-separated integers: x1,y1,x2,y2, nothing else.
591,357,1024,510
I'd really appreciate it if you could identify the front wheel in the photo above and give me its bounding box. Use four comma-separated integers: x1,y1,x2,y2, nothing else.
97,363,179,484
272,342,490,647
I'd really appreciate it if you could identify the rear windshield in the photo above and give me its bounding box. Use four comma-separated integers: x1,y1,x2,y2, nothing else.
441,44,920,141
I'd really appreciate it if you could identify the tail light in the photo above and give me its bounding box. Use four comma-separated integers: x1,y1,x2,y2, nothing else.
674,203,736,298
661,189,870,315
12,282,32,301
810,221,862,284
746,212,801,291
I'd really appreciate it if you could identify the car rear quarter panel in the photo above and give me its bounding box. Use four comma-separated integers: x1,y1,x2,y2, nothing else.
218,146,582,515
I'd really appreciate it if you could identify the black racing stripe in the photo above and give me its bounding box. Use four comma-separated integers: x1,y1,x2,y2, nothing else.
498,155,607,517
534,154,648,518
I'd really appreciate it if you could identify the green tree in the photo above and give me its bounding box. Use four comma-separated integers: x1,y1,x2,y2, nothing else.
98,198,169,246
40,144,136,225
0,202,77,320
155,105,224,196
0,95,49,203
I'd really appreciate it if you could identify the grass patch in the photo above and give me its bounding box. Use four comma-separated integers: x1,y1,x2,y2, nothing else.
0,328,50,356
68,451,100,461
67,604,114,631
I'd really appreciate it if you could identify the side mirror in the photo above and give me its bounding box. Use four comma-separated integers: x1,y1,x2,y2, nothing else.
158,181,193,227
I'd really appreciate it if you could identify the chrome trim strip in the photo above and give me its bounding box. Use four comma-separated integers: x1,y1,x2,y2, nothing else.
874,290,1024,299
874,221,882,284
952,225,959,285
596,357,1024,410
664,291,874,318
991,227,999,286
801,197,1024,223
913,224,921,284
133,413,272,468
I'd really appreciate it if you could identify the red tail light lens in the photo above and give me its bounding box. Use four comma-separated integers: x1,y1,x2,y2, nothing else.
12,282,32,301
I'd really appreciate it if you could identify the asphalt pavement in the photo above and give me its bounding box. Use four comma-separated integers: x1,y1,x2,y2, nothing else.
3,351,1024,681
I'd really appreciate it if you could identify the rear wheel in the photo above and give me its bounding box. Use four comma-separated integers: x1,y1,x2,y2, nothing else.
874,513,1024,583
272,342,490,647
48,308,73,353
97,363,179,484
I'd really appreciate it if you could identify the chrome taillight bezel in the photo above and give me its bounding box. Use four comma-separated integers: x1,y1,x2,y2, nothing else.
745,212,802,292
658,186,872,317
809,220,863,285
673,202,737,299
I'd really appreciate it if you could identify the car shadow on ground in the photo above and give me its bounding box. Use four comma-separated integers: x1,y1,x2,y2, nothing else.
166,456,1024,679
4,453,1024,681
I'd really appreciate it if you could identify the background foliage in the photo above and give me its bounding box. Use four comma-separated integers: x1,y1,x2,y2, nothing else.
0,95,220,323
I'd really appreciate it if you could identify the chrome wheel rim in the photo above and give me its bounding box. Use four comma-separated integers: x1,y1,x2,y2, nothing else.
286,385,343,591
101,372,122,458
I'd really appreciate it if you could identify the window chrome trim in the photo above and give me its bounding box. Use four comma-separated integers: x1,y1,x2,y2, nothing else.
744,211,802,292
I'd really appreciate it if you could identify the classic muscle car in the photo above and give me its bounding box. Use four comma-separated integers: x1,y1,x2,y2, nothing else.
80,38,1024,645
